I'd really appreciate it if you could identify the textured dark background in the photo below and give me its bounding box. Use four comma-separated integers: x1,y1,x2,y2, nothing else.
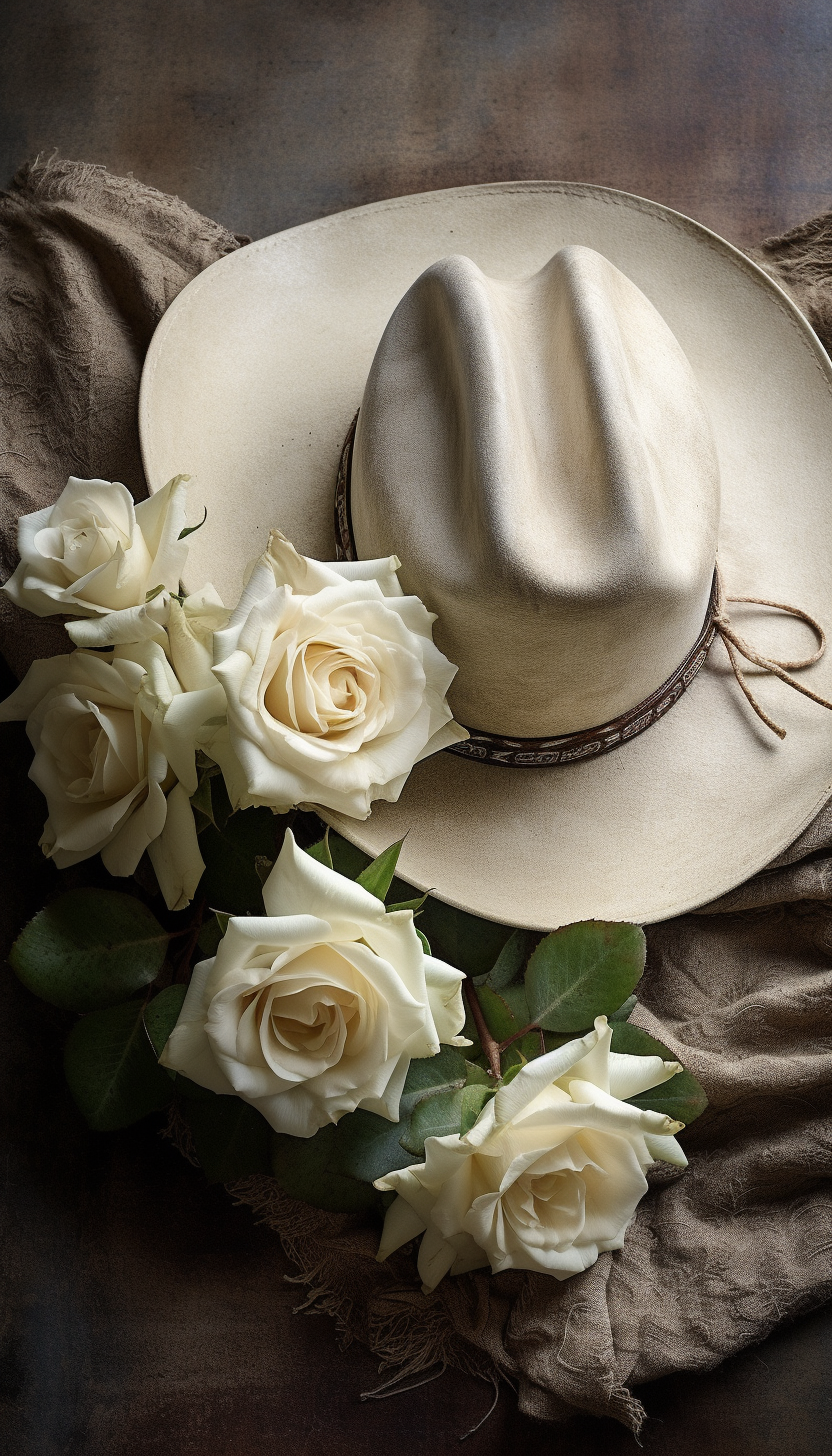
2,2,832,1453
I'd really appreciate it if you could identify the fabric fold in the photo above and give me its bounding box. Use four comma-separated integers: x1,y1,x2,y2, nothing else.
2,158,832,1433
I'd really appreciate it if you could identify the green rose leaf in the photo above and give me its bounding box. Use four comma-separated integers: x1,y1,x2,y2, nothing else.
184,1093,273,1183
191,758,233,833
304,828,333,869
610,993,639,1023
356,838,405,901
401,1081,493,1155
64,999,175,1131
476,983,530,1042
611,1022,709,1126
476,927,538,990
269,1049,472,1213
144,984,187,1059
401,1045,468,1101
10,890,170,1013
322,1107,420,1185
525,921,646,1033
189,767,216,830
271,1124,382,1214
178,504,208,540
499,1061,524,1088
415,927,432,956
199,806,280,914
386,893,428,914
463,1060,492,1087
500,1031,542,1071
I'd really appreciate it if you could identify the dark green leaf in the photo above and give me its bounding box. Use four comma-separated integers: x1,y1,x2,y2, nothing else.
199,806,279,914
476,983,530,1043
401,1045,468,1103
356,838,405,901
324,1107,419,1184
184,1093,273,1182
415,928,431,956
478,928,538,990
401,1081,492,1155
463,1060,492,1087
193,765,233,835
64,1000,174,1130
610,993,638,1023
269,1049,471,1213
10,890,169,1013
417,897,514,979
499,1061,524,1088
611,1022,708,1126
386,894,428,914
304,829,333,869
144,583,164,602
327,829,372,881
144,984,187,1059
271,1123,382,1214
459,1083,493,1134
189,767,216,828
501,1032,542,1071
525,921,646,1033
461,996,481,1059
178,505,208,540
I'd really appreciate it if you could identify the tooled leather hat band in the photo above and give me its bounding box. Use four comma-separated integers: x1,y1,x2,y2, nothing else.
334,411,832,764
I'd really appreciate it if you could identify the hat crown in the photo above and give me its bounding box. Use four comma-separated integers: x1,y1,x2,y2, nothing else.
351,245,720,737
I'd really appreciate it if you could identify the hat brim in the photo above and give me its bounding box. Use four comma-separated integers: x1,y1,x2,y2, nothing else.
140,182,832,929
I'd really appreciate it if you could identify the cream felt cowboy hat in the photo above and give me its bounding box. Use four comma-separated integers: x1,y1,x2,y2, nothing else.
139,182,832,930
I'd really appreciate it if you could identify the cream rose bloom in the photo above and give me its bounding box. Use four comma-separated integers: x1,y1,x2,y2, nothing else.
160,829,469,1137
3,474,190,641
0,638,223,910
376,1016,687,1291
209,530,467,819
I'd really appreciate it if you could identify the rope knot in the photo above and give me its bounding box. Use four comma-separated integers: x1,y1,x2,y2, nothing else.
713,563,830,740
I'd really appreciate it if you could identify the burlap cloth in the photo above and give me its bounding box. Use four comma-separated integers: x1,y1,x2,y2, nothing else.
1,157,831,1434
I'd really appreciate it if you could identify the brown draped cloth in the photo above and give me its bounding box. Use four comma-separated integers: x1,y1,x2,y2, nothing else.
1,156,831,1434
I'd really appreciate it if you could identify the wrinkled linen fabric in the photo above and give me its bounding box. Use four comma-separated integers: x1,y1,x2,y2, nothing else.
1,158,831,1432
0,155,244,678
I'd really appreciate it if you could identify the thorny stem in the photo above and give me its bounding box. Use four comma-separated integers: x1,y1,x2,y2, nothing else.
464,981,502,1080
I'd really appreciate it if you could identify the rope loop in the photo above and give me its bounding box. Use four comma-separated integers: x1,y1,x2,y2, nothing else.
713,563,832,739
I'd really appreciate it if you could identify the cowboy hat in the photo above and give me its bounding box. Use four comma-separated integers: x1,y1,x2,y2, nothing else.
138,182,832,929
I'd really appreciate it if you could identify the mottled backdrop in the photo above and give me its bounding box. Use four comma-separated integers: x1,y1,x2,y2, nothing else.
1,3,831,1453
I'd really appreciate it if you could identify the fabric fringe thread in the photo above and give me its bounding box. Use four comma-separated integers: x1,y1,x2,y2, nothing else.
226,1170,501,1401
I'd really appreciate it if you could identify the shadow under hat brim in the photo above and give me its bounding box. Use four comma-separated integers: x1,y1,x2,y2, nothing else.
139,182,832,929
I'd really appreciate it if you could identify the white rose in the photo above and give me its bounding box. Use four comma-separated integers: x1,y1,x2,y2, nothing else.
166,585,231,690
3,474,190,640
375,1016,687,1291
210,530,467,820
160,829,469,1137
0,638,223,910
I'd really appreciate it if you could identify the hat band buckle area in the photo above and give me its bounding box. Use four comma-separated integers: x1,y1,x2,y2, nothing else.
335,413,832,765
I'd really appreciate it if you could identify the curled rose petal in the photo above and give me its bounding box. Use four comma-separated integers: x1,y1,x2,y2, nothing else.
0,636,213,910
160,829,468,1136
375,1016,687,1290
212,530,467,820
3,474,192,620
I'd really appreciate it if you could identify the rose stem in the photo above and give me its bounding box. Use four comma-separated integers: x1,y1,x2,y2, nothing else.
464,981,502,1080
497,1019,543,1054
